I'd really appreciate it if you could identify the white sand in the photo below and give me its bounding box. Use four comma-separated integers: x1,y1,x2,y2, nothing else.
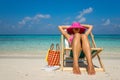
0,55,120,80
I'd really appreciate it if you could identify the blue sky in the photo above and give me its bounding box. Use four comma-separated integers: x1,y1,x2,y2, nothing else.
0,0,120,34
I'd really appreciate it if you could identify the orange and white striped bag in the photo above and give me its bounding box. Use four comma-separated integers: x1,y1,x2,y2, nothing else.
46,43,60,66
47,50,60,66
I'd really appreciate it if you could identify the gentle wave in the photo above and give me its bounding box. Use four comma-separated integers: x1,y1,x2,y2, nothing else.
0,34,120,55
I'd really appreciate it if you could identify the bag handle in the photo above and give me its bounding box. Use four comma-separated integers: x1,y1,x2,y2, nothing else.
45,43,54,62
50,43,54,50
50,43,60,51
56,43,60,51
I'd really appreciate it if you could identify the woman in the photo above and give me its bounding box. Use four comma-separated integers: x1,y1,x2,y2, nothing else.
58,22,95,75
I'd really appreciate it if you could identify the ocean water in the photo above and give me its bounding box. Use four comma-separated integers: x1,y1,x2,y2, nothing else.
0,35,60,55
94,35,120,54
0,34,120,56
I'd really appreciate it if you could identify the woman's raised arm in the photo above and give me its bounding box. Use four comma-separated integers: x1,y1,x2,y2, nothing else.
58,26,70,40
82,24,93,36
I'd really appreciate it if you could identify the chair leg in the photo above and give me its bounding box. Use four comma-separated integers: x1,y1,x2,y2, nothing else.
97,55,105,71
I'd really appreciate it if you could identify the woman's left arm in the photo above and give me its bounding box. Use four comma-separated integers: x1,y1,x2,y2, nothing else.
82,24,93,36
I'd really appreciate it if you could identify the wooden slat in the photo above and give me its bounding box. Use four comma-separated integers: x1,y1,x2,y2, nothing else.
64,47,103,50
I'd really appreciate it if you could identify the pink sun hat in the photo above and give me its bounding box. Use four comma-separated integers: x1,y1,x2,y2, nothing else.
67,22,86,34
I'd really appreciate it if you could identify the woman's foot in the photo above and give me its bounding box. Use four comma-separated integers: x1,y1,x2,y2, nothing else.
73,64,81,75
87,65,96,75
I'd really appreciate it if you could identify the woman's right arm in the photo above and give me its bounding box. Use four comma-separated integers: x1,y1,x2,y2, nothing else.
58,26,68,34
58,26,70,40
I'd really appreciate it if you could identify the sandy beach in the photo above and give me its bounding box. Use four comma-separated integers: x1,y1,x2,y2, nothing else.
0,54,120,80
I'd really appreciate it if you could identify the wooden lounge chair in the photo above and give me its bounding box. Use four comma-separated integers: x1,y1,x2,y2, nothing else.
60,25,105,72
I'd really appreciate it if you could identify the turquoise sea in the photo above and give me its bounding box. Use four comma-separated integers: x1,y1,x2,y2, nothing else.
0,34,120,56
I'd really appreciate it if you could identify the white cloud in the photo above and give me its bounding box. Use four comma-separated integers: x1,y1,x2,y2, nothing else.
18,14,51,26
33,14,50,20
18,17,32,25
78,17,86,23
103,19,111,26
76,7,93,19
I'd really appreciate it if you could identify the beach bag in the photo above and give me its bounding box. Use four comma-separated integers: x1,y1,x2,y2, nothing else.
46,43,60,66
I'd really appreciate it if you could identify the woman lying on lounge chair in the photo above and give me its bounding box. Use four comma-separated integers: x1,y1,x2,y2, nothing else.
58,22,95,75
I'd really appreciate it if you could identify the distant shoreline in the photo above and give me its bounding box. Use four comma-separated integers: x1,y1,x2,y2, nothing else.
0,34,60,36
0,34,120,36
